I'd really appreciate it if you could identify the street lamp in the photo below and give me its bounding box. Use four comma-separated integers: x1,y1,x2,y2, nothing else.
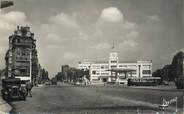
0,0,14,9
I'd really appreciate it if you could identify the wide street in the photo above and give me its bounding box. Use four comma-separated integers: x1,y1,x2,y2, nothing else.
9,84,184,114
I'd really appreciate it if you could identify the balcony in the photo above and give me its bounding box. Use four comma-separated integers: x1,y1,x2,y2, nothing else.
13,42,32,47
15,74,30,77
14,67,29,71
15,57,30,61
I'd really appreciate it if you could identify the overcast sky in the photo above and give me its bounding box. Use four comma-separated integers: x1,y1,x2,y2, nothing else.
0,0,183,77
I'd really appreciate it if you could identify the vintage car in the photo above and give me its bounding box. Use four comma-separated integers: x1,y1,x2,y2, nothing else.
1,78,27,101
45,81,51,85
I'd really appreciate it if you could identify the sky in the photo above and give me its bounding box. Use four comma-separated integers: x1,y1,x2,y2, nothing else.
0,0,183,77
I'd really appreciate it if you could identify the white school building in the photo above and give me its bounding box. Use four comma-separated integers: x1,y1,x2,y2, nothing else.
78,50,152,84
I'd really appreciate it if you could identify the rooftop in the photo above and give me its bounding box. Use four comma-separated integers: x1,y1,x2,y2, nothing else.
79,60,152,64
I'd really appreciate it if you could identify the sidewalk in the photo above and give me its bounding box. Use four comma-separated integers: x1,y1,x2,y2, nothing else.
0,96,12,113
0,83,12,114
129,85,178,90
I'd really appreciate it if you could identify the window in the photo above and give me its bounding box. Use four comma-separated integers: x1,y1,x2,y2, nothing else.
22,51,26,56
142,70,151,74
143,65,150,67
104,65,109,69
101,73,109,75
17,39,20,43
96,73,100,75
111,65,117,68
131,71,137,74
100,65,108,69
19,69,29,76
128,65,136,67
92,71,96,74
17,48,21,56
119,65,127,67
111,60,117,63
92,79,99,81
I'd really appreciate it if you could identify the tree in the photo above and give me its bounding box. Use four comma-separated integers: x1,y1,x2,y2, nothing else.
55,72,63,81
153,69,163,82
153,51,184,84
84,69,90,80
172,51,184,78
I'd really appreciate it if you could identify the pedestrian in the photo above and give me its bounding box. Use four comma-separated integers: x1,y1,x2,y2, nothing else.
26,81,33,97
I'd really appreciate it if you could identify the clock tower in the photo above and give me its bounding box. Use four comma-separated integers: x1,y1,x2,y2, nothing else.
109,43,119,69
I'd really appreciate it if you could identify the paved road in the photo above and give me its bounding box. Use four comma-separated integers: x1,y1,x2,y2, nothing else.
10,84,184,114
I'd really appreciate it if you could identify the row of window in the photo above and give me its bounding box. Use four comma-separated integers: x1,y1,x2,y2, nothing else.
79,65,109,69
142,70,151,74
17,39,32,43
91,70,151,75
119,65,137,67
79,65,151,75
14,69,29,76
110,60,117,63
15,60,30,65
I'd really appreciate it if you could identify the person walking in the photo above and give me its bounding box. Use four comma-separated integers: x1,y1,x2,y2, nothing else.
26,81,33,97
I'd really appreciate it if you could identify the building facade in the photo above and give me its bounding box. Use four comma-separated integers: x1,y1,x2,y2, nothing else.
78,51,152,84
5,26,39,83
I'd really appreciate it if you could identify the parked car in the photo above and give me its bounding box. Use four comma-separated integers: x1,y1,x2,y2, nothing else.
45,81,51,85
51,78,57,85
51,80,57,85
74,81,80,86
1,78,27,101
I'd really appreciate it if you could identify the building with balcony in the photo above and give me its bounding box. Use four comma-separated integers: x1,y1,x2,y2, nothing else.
5,26,39,83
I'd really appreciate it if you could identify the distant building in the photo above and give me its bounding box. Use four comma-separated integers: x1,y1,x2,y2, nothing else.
78,49,152,84
5,26,39,83
61,65,70,81
37,64,49,84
